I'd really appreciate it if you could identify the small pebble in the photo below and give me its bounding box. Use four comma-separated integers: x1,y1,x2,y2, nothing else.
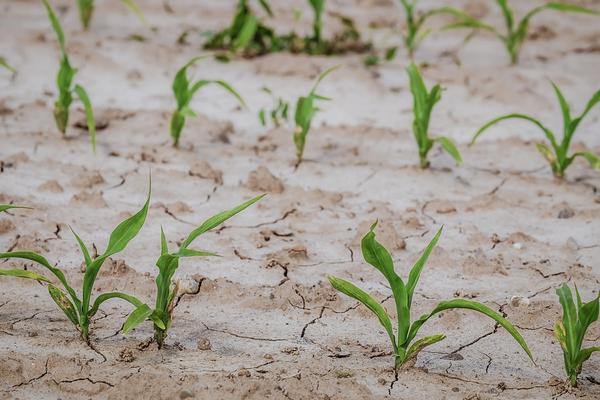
510,296,530,308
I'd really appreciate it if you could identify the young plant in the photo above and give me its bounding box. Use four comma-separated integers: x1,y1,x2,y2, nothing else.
0,57,16,73
329,222,533,370
471,83,600,178
555,284,599,387
406,63,461,169
43,0,96,152
445,1,599,64
204,0,283,58
170,56,245,148
398,1,485,57
122,194,265,348
293,65,338,167
258,87,289,128
76,0,146,30
0,183,162,342
309,0,325,44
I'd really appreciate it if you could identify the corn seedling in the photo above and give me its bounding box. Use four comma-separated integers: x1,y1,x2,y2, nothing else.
555,283,599,387
76,0,146,30
398,1,485,58
0,182,162,341
258,87,289,128
292,66,338,167
471,83,600,178
122,195,265,348
329,222,533,370
407,63,461,169
205,0,368,58
170,56,245,148
445,1,599,64
204,0,283,58
43,0,96,152
0,57,16,73
309,0,324,44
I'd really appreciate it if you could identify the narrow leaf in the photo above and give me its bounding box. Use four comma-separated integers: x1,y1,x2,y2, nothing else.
48,284,80,326
0,268,50,283
73,84,96,153
328,276,396,352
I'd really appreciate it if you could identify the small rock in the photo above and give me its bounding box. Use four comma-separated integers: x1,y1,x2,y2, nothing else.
197,337,211,351
566,237,579,251
510,296,530,308
0,219,15,234
38,180,64,193
176,278,200,296
189,160,223,185
558,207,575,219
512,242,523,250
246,166,284,193
168,201,193,214
179,390,195,399
118,348,135,362
287,245,308,260
237,369,251,377
71,170,105,189
281,346,299,355
377,377,386,385
334,370,354,378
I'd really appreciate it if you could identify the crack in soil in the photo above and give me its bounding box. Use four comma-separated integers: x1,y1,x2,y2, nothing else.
53,376,114,388
12,357,49,388
300,306,326,338
219,208,297,230
202,322,290,342
388,369,399,395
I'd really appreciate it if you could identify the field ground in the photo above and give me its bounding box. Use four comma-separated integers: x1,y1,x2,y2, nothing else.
1,0,599,399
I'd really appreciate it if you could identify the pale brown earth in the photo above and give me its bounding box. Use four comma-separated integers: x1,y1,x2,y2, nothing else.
1,0,600,399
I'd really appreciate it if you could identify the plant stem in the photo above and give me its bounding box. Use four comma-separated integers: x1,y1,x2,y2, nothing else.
419,154,429,169
569,373,578,387
154,326,167,349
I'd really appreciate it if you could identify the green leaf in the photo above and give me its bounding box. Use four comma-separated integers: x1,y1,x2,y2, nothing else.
73,84,96,153
556,284,579,359
577,347,600,364
0,251,79,308
0,268,50,282
571,90,600,132
48,284,80,326
496,0,514,30
87,291,144,318
42,0,66,54
233,14,258,51
410,299,533,361
160,227,168,256
310,65,340,95
176,248,220,258
571,152,600,171
0,57,16,73
471,113,559,152
404,334,446,362
70,227,91,268
122,303,154,334
258,0,274,17
120,0,148,26
0,204,31,213
536,142,557,165
434,137,462,164
180,194,265,250
102,181,151,257
575,292,599,348
328,276,396,352
406,227,442,306
545,2,600,16
550,82,572,135
361,221,398,282
190,80,246,108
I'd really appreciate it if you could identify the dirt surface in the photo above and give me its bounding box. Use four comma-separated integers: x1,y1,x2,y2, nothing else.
1,0,600,399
